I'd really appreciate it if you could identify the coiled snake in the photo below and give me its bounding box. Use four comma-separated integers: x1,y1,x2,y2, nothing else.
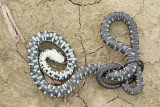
28,12,144,97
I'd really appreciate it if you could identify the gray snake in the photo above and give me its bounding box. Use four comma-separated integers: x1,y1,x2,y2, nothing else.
97,12,144,94
27,12,144,97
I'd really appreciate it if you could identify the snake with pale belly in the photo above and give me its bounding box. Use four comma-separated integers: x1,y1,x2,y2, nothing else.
28,12,144,97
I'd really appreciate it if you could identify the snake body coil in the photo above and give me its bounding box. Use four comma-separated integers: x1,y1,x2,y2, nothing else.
28,12,143,97
97,12,144,95
28,31,101,97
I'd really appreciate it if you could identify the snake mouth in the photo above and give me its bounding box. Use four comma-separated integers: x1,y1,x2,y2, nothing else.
62,58,67,64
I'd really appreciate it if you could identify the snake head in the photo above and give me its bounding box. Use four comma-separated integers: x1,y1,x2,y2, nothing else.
47,49,65,63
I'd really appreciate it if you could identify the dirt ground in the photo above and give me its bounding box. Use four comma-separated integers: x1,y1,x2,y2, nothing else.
0,0,160,107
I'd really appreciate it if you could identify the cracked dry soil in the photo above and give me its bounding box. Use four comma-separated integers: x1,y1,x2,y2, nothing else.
0,0,160,107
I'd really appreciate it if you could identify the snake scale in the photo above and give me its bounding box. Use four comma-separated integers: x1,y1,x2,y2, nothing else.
28,12,144,97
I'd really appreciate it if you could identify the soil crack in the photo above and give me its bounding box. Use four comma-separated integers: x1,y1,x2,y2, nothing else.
87,46,104,55
69,0,102,6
